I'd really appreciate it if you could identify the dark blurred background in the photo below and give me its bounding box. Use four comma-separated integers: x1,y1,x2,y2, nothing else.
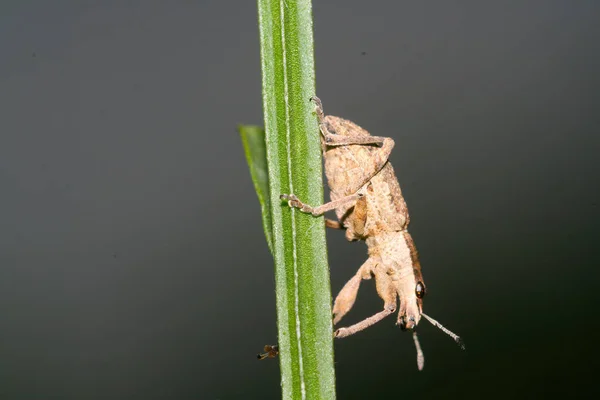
1,1,599,399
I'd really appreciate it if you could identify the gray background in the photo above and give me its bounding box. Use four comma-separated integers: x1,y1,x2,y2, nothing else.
1,1,599,399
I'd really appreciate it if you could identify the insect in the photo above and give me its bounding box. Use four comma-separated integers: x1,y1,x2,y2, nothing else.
257,344,279,360
280,96,464,370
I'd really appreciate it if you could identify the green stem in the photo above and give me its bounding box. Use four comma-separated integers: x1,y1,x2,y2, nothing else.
257,0,336,399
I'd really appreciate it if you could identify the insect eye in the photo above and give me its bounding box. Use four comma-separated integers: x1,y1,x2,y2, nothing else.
415,281,426,299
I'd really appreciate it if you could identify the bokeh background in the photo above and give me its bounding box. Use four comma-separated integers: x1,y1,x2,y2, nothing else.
1,1,599,399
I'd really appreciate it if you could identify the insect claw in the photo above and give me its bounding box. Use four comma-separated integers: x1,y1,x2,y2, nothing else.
334,328,347,338
280,194,296,205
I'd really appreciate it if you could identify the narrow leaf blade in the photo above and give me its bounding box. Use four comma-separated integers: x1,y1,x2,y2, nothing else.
239,125,274,255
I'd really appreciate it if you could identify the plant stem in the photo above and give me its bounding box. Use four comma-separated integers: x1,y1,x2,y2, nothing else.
257,0,336,398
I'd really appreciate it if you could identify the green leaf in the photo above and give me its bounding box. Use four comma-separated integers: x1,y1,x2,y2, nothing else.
239,125,274,255
257,0,337,399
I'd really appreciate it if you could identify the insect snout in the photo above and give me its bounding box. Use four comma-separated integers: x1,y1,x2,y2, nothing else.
399,314,419,331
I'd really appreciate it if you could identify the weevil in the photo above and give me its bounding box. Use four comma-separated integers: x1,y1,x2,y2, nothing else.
280,97,464,370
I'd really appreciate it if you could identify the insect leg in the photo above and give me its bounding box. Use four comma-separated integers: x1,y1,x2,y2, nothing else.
325,219,344,229
335,266,397,338
310,96,391,147
322,134,390,147
332,258,374,324
310,96,326,130
335,306,396,339
326,136,395,195
311,95,394,191
311,96,385,142
279,193,362,217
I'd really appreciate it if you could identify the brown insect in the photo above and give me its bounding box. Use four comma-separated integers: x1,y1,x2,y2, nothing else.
280,97,464,370
257,344,279,360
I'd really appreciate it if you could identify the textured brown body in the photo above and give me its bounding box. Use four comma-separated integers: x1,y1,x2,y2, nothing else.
323,116,410,239
320,115,425,332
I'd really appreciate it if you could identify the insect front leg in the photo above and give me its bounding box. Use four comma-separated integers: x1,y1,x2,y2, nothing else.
335,265,398,339
325,219,344,229
332,258,374,324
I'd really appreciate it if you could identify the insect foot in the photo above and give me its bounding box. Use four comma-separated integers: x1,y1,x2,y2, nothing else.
281,95,466,370
279,194,316,215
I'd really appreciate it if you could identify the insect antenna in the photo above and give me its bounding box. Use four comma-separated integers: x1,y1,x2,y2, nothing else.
421,313,465,350
412,331,425,371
